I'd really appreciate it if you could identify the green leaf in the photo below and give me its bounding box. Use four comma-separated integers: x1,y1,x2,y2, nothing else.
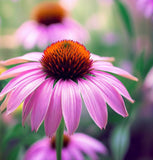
110,124,130,160
114,0,134,38
7,144,23,160
134,50,145,79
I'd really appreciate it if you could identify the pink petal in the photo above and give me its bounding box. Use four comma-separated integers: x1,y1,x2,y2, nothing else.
78,79,107,129
16,21,36,42
22,92,35,125
87,75,128,117
90,53,115,62
0,69,43,100
62,149,71,160
24,138,53,160
72,139,98,160
0,52,43,66
61,80,82,134
0,62,41,80
44,80,63,137
67,147,84,160
72,133,107,154
23,26,40,49
92,62,138,81
93,70,134,103
37,27,49,48
31,78,54,132
0,91,12,112
7,75,45,114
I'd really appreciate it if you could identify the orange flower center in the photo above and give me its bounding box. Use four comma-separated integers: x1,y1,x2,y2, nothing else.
31,2,66,26
51,134,70,149
41,40,92,80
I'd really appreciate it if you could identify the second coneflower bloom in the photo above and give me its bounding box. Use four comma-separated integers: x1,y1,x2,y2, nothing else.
0,40,138,136
16,2,89,49
137,0,153,19
24,132,107,160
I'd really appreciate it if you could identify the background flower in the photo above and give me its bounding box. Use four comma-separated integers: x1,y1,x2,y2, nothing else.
24,132,107,160
137,0,153,19
15,1,89,50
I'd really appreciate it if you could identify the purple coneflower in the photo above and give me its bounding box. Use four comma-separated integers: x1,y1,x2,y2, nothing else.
0,40,138,136
16,2,89,50
137,0,153,19
24,132,107,160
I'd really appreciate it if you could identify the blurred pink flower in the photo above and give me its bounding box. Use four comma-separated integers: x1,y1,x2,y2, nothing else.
24,132,107,160
0,40,137,136
140,67,153,117
1,112,16,125
60,0,78,11
143,67,153,102
101,33,120,46
15,2,89,50
137,0,153,19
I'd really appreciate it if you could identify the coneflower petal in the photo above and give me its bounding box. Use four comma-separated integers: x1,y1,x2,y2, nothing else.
0,62,41,80
22,92,35,126
92,62,138,81
92,70,134,103
31,78,54,132
78,79,107,129
0,69,43,100
72,133,107,154
7,75,45,114
44,80,62,137
88,75,128,117
61,79,82,134
0,52,43,66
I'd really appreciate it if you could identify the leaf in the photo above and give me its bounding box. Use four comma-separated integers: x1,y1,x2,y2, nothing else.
110,123,130,160
7,144,23,160
134,50,145,79
114,0,134,38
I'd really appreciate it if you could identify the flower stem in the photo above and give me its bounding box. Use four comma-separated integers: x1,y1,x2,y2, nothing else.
56,117,65,160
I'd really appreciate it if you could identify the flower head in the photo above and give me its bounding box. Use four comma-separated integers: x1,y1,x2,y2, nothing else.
137,0,153,19
24,132,107,160
0,40,138,136
16,2,89,49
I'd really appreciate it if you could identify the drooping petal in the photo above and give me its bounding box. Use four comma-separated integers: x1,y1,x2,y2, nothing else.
16,21,37,42
44,80,62,137
0,69,43,100
88,75,128,117
62,149,71,160
37,26,49,48
0,91,12,112
90,53,115,62
72,140,98,160
22,92,35,125
61,79,82,134
23,26,40,49
92,62,138,81
78,79,107,129
0,62,41,80
23,138,52,160
31,78,54,132
0,52,43,66
72,133,107,154
7,75,45,114
92,70,134,103
67,147,84,160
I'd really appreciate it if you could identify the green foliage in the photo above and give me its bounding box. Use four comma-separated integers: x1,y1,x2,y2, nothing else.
110,123,130,160
114,0,134,38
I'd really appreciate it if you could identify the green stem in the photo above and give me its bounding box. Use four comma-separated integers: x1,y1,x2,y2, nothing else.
56,118,65,160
